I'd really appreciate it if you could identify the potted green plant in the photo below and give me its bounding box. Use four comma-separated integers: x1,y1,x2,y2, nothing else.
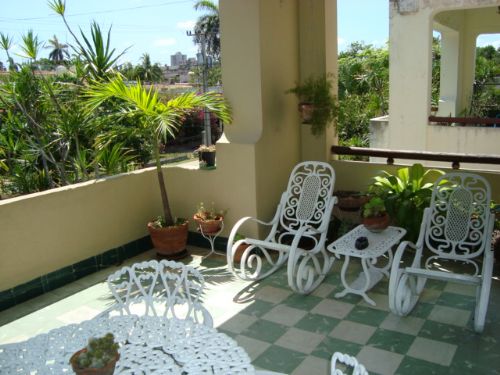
368,163,444,241
193,202,225,234
197,144,216,168
86,76,231,259
69,333,119,375
362,197,390,233
286,73,338,136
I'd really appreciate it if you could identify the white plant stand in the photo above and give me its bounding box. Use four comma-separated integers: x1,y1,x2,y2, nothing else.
198,220,225,258
327,225,406,306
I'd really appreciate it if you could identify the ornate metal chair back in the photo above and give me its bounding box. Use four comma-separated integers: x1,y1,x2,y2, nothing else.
279,161,335,238
106,260,212,326
424,172,492,267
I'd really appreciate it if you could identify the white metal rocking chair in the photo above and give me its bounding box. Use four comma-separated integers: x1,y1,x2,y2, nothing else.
226,161,337,294
104,259,213,327
388,172,495,333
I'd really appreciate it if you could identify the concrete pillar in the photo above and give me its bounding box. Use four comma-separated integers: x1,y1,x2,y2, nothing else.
437,29,460,117
388,3,433,151
298,0,338,162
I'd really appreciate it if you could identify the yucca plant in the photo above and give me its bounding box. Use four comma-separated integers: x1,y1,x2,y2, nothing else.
85,75,232,227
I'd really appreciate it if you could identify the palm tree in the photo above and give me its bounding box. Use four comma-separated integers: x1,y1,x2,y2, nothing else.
193,0,220,62
46,35,69,63
85,76,231,226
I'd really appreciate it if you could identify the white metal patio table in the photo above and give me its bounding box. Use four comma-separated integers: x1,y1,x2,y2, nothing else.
327,224,406,306
0,315,255,374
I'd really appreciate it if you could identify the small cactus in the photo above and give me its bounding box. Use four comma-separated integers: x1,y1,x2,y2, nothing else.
71,333,119,370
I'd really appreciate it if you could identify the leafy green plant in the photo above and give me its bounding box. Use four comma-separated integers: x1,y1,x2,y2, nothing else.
85,75,231,227
362,197,386,218
286,73,338,136
71,333,119,370
369,163,444,242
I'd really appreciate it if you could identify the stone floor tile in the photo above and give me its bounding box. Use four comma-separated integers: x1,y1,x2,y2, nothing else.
356,346,404,375
255,286,292,304
311,298,354,319
253,345,306,374
290,355,329,375
218,313,258,334
242,319,288,343
234,335,271,361
380,314,425,336
275,327,324,354
407,337,457,366
329,320,376,345
367,328,415,354
346,305,388,326
295,313,340,335
428,304,471,327
262,304,308,326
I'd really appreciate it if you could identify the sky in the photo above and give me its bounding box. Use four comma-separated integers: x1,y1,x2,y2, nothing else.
0,0,498,67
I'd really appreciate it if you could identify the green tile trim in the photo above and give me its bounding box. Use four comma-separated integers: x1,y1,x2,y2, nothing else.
0,234,152,313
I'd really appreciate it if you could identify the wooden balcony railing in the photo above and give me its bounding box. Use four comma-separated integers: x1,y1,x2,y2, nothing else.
331,146,500,169
429,116,500,127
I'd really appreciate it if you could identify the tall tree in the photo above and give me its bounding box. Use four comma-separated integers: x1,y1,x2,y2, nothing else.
193,0,220,62
46,35,69,63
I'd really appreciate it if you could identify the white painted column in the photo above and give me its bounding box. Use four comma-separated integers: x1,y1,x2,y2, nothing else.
437,29,460,117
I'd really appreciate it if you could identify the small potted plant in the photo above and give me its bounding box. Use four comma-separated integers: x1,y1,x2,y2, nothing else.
70,333,120,375
193,202,225,234
197,144,216,168
286,73,338,136
362,197,390,232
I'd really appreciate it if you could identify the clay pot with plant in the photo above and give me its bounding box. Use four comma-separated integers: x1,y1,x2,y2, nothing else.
197,144,216,168
86,76,231,259
193,202,225,234
70,333,119,375
362,197,390,233
286,73,338,136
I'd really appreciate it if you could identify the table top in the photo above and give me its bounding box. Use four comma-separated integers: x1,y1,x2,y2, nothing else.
0,315,255,374
327,225,406,258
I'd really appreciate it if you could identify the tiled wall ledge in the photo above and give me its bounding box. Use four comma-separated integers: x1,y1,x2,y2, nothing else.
0,232,228,313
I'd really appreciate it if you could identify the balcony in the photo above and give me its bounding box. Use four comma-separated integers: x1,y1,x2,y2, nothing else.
1,159,499,374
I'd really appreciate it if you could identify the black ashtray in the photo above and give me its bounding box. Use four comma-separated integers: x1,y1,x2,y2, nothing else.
355,236,369,250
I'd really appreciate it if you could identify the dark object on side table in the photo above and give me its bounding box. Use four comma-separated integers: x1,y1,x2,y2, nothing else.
355,236,369,250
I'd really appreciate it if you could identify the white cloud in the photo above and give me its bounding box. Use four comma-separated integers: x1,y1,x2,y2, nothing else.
477,38,500,49
153,38,177,47
177,20,196,30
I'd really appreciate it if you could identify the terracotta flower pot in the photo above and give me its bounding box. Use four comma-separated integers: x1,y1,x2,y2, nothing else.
298,102,314,123
363,213,390,233
147,221,189,259
233,243,250,263
193,214,223,234
70,348,120,375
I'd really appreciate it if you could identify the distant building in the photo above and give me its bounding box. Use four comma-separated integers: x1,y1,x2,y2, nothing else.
170,52,187,68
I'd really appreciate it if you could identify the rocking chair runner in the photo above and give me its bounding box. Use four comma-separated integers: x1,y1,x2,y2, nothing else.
388,172,495,333
226,161,337,294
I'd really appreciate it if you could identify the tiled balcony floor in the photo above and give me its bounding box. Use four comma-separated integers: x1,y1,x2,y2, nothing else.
0,246,499,375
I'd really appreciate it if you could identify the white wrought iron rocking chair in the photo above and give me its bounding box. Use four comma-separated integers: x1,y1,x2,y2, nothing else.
227,161,337,294
104,259,213,327
388,172,495,333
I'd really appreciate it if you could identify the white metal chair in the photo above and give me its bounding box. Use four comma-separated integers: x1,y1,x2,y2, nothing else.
227,161,337,294
331,352,368,375
389,172,495,333
104,259,213,327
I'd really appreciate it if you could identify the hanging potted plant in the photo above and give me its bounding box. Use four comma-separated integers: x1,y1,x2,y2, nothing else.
70,333,119,375
86,77,231,259
362,197,390,233
286,73,338,136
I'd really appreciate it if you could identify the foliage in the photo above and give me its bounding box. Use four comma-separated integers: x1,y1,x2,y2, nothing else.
72,333,119,369
84,75,232,226
362,197,386,218
287,73,338,136
193,0,220,63
45,35,69,63
337,43,388,147
368,163,444,242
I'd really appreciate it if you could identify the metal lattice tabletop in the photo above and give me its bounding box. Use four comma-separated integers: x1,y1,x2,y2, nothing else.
0,315,255,374
327,225,406,306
